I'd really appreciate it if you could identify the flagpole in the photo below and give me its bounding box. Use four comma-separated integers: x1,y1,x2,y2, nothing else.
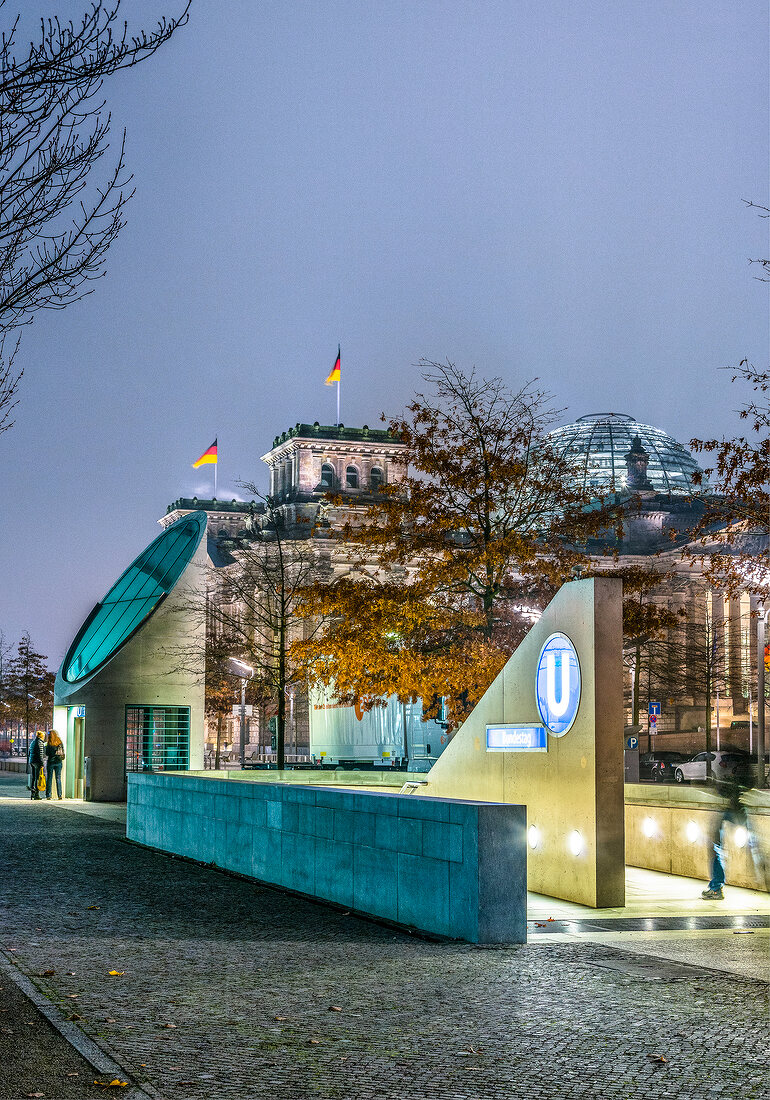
214,454,218,499
336,378,340,427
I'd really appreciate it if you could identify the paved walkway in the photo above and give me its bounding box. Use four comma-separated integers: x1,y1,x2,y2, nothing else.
1,774,768,1099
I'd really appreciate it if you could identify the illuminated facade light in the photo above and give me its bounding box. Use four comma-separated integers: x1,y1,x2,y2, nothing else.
733,826,748,849
568,830,583,856
686,821,699,843
641,817,656,838
528,825,540,850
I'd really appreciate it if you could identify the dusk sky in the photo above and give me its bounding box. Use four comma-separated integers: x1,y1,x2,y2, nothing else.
1,0,768,666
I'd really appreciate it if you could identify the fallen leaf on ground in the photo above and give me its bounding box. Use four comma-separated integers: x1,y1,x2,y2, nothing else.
308,1038,320,1044
108,970,124,976
159,1023,177,1029
25,1092,44,1097
457,1046,483,1056
86,906,101,910
66,1072,79,1077
66,1013,82,1021
65,994,79,999
647,1055,668,1064
105,1018,116,1023
40,969,55,977
328,1006,342,1012
93,1080,128,1088
274,1015,290,1021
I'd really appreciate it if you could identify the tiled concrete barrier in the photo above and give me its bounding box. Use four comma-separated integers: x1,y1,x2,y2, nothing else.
127,774,527,943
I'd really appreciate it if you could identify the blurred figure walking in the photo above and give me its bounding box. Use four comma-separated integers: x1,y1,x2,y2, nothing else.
701,778,764,899
45,730,65,800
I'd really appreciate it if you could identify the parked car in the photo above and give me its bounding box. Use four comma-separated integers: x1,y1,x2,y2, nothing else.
638,751,688,782
673,750,754,784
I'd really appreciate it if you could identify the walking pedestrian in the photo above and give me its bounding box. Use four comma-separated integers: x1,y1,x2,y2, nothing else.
44,730,65,800
701,778,752,900
28,729,46,801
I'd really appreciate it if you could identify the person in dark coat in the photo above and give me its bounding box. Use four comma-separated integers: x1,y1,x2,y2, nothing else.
44,730,65,800
28,730,46,800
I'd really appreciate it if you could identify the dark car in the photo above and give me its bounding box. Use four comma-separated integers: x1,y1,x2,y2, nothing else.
639,751,688,782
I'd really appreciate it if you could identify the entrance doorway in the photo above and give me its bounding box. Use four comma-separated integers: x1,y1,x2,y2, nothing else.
71,715,85,798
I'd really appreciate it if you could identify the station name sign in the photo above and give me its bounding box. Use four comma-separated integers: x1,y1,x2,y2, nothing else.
486,725,548,752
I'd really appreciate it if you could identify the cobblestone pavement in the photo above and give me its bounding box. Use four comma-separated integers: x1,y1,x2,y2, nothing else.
1,775,768,1100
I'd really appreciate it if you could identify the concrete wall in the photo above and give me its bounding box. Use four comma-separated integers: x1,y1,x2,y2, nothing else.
54,542,206,802
423,578,625,908
127,773,527,943
625,784,770,891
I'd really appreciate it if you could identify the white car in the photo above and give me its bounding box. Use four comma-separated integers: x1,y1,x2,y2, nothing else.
673,751,753,784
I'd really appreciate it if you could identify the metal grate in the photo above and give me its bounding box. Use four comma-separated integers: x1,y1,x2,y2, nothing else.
125,706,190,773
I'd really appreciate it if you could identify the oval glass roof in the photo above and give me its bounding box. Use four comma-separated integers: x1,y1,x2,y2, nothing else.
62,511,206,684
547,413,703,496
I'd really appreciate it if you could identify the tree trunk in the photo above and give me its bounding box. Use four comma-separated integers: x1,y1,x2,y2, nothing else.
704,685,712,780
277,623,286,770
215,713,222,770
633,644,641,727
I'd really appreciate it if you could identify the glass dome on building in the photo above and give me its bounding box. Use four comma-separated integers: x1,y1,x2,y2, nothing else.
547,413,702,496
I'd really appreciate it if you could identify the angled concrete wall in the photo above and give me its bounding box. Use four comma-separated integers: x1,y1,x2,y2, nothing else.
127,773,528,943
423,577,625,908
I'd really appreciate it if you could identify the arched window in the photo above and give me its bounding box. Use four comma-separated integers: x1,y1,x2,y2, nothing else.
370,467,384,491
320,463,335,488
346,465,359,488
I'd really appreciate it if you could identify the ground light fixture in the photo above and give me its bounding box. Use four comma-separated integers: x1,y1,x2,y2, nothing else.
568,830,583,856
641,817,657,838
527,825,540,850
686,821,700,843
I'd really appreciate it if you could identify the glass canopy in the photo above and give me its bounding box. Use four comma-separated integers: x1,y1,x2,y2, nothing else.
62,511,206,684
547,413,702,496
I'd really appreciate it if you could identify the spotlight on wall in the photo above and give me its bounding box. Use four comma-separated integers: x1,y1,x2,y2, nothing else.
528,825,540,850
733,826,748,849
686,821,699,843
568,830,583,856
641,817,656,838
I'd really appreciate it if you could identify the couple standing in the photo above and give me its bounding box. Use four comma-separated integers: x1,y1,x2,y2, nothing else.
28,729,65,800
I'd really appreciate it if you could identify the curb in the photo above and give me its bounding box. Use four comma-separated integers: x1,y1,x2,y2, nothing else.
0,950,163,1100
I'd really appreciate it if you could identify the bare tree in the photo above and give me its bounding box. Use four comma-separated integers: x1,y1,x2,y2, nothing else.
0,334,21,434
206,491,327,770
0,1,189,390
647,607,728,776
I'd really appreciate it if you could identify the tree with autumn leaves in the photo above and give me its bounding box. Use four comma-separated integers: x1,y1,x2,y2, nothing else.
295,361,616,726
688,362,769,601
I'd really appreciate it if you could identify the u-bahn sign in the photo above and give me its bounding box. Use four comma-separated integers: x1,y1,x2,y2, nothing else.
536,632,581,736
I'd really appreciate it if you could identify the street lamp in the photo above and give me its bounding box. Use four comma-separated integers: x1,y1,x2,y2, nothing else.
227,658,254,769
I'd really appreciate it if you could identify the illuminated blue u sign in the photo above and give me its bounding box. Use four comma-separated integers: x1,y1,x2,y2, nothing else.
536,632,581,736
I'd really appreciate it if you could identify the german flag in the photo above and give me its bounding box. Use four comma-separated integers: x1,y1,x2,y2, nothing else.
325,346,341,386
193,439,218,467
